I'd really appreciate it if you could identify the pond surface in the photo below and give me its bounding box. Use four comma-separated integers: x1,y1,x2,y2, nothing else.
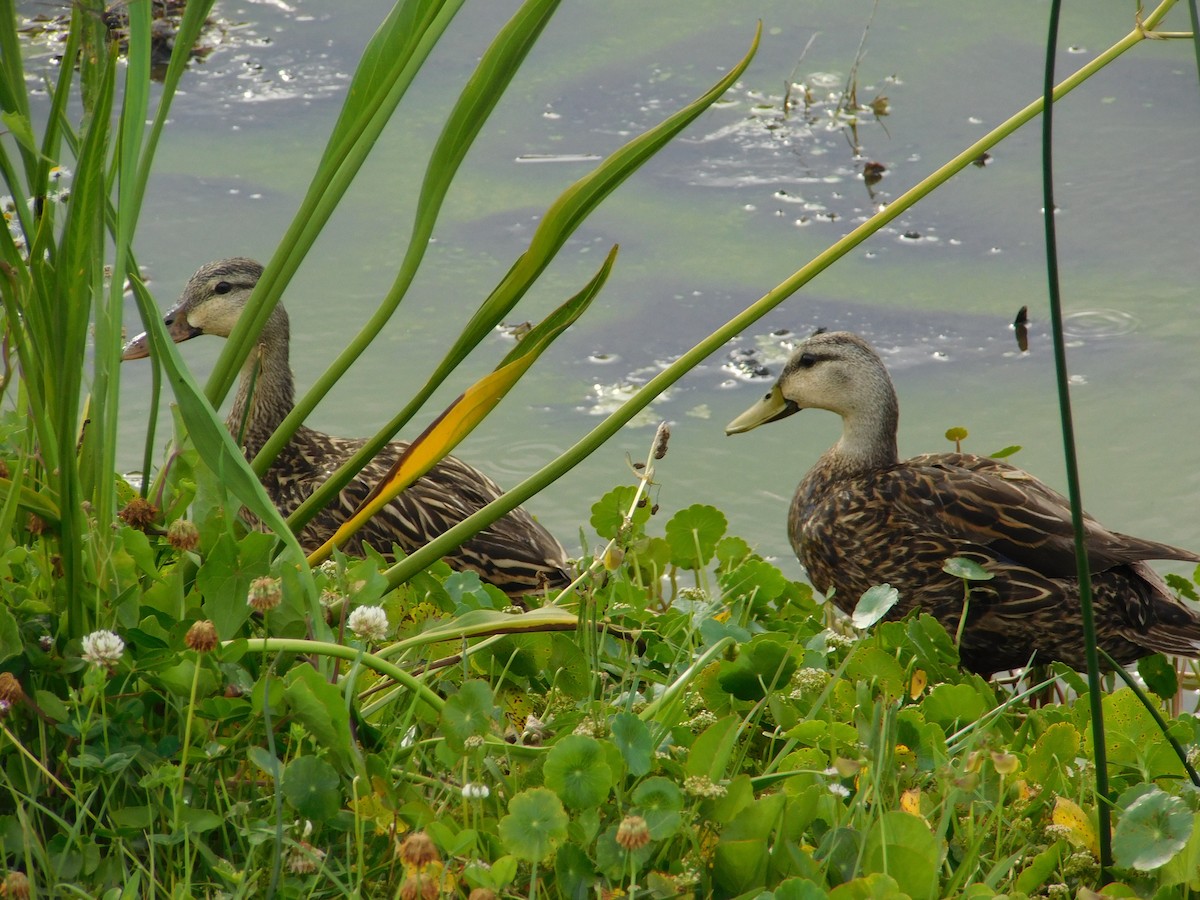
22,0,1200,578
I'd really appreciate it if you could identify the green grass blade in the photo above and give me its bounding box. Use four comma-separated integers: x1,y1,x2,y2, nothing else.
307,246,613,565
254,0,564,481
202,0,466,409
287,26,760,537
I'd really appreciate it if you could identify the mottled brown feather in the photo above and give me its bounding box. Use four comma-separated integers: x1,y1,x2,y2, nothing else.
730,330,1200,676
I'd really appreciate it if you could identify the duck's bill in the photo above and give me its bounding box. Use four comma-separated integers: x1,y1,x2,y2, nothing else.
121,306,202,361
725,384,801,435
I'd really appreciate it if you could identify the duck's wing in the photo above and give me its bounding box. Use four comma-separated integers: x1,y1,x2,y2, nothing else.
896,453,1200,577
322,445,571,594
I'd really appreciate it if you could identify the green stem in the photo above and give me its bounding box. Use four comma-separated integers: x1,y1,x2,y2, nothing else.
175,653,203,830
230,637,445,714
381,10,1165,593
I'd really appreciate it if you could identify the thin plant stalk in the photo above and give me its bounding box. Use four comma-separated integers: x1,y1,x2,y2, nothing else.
1040,0,1112,874
381,0,1182,593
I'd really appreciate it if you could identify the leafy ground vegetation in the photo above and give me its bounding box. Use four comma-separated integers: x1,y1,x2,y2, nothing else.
2,413,1199,897
3,0,1200,897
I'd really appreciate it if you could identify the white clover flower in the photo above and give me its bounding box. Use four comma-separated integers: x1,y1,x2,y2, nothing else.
462,782,490,800
347,605,389,642
81,630,125,668
828,783,851,798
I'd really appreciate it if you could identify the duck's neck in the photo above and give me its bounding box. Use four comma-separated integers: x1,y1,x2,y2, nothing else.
227,310,295,461
809,388,900,486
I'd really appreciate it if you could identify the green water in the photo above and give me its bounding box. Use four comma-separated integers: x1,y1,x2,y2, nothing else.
89,0,1200,574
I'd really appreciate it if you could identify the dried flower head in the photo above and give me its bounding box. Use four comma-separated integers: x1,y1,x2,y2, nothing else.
652,421,671,460
398,831,440,868
285,841,325,874
399,873,437,900
166,519,200,552
117,497,158,531
81,630,125,669
247,576,282,613
185,620,219,653
347,605,389,642
3,871,31,899
615,815,651,851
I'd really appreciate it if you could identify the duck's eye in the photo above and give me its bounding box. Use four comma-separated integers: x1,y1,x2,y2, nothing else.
213,281,232,295
797,352,817,369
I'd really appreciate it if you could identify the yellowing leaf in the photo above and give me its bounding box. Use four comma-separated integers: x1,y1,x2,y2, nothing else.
900,788,924,819
1053,796,1099,856
909,668,927,699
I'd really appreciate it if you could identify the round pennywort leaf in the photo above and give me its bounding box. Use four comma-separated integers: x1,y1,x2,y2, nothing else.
499,787,569,862
543,734,613,809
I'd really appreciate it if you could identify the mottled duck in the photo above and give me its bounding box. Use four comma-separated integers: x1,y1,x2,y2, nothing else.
123,258,571,597
726,329,1200,676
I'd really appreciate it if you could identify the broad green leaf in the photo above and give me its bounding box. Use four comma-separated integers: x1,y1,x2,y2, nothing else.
717,634,797,701
853,584,900,629
863,811,940,900
942,557,993,581
631,777,683,840
196,531,275,637
554,843,595,899
1014,840,1064,894
921,683,988,729
610,711,653,777
845,645,908,698
440,680,500,753
0,606,21,666
664,503,727,570
1136,652,1178,700
543,734,613,809
283,665,356,774
1112,786,1192,871
282,755,341,821
590,484,651,540
1024,722,1080,789
595,822,655,880
685,715,740,781
498,787,568,862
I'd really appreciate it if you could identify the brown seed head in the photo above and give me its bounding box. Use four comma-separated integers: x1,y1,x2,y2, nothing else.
166,518,200,552
118,497,158,531
186,620,219,653
0,673,23,709
399,873,437,900
398,831,440,868
247,576,282,613
3,871,30,900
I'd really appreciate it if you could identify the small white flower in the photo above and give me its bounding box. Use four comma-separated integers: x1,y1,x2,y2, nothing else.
462,782,490,800
828,783,851,798
81,630,125,668
347,605,389,642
